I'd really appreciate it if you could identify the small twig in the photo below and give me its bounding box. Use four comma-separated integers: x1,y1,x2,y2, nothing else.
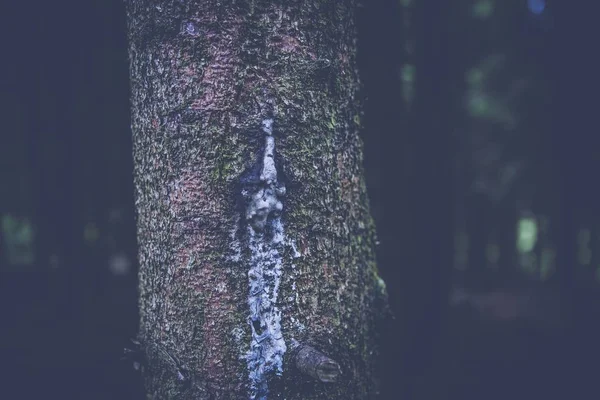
291,340,341,383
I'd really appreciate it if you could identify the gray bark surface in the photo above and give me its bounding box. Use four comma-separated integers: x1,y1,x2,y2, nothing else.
126,1,387,398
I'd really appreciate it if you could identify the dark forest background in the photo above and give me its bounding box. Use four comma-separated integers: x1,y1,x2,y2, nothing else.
1,0,598,399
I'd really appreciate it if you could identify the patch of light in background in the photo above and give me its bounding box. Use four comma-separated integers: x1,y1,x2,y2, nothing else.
517,214,538,275
528,0,546,15
1,214,35,266
517,216,537,254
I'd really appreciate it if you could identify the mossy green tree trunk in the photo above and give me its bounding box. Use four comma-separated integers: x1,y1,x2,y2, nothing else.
126,1,387,399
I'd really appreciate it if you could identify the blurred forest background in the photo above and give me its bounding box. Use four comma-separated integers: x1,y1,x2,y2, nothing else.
1,0,598,399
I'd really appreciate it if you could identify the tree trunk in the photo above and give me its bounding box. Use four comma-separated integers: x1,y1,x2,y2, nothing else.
126,1,387,399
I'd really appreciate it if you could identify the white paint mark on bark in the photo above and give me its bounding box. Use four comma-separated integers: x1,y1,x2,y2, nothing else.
290,242,300,258
247,223,286,400
245,119,288,400
261,136,277,184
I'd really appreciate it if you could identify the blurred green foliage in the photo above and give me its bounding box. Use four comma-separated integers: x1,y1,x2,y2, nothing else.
401,63,415,108
1,214,35,265
517,217,537,254
84,222,100,244
472,0,494,20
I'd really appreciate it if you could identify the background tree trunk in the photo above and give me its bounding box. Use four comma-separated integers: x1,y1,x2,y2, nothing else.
126,1,387,399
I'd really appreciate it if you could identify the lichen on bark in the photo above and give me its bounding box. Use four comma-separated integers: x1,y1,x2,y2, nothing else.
126,1,388,399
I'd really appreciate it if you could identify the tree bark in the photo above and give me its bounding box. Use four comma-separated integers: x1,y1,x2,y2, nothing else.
126,1,387,399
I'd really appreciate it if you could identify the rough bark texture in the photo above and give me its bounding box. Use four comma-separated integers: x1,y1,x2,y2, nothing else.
126,1,387,399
